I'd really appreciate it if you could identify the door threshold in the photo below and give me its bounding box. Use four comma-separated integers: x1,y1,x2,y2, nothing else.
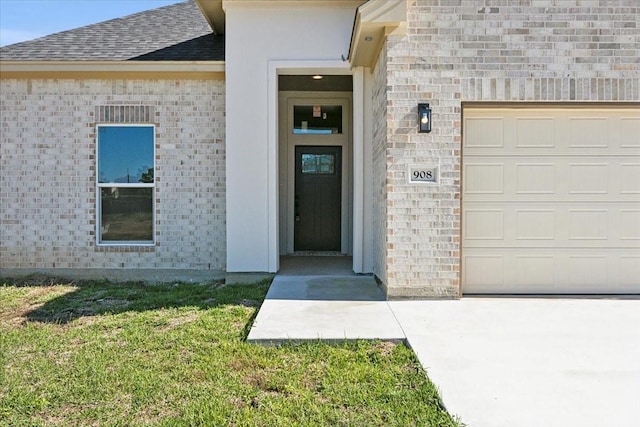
290,251,346,257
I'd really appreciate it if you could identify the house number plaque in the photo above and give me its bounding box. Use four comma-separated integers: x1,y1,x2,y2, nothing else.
408,164,439,185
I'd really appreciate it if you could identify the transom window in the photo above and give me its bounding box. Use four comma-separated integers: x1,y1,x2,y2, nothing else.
293,105,342,134
97,125,155,245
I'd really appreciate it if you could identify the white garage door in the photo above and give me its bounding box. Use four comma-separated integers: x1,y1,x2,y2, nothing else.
462,106,640,294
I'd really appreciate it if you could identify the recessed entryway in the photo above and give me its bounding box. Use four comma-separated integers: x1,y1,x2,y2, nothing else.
278,78,353,258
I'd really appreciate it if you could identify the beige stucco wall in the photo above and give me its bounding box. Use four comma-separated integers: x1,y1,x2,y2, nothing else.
0,78,226,271
380,0,640,298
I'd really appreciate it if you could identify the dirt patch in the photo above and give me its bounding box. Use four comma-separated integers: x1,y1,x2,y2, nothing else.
156,313,199,331
2,274,76,287
3,304,41,325
373,341,397,357
0,286,75,326
133,402,180,425
36,402,101,426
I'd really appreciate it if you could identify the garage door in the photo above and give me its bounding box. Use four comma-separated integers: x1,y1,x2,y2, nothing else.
462,106,640,294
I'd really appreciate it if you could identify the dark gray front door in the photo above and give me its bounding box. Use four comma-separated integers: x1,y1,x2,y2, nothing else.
294,146,342,251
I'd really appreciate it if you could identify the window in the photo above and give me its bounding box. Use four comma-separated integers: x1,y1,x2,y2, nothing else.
97,125,155,245
293,105,342,134
301,153,336,175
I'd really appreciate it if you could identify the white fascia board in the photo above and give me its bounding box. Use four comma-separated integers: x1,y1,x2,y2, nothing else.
348,0,406,67
0,61,225,73
358,0,405,23
223,0,363,8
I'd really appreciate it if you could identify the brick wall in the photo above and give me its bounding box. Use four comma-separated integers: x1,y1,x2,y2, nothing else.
372,43,389,288
0,78,226,271
381,0,640,298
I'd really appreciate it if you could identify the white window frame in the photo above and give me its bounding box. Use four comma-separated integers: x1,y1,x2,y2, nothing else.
96,123,156,246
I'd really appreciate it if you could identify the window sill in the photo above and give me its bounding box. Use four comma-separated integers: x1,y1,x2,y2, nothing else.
94,245,156,253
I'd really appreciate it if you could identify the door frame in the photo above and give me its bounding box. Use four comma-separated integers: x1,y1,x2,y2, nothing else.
268,60,367,273
281,95,352,255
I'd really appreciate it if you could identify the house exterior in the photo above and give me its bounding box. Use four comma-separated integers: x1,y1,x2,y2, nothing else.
1,0,638,299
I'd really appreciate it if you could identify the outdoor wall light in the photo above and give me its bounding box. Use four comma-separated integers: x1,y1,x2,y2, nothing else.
418,103,432,133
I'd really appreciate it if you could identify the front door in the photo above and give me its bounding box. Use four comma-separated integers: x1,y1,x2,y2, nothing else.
294,146,342,251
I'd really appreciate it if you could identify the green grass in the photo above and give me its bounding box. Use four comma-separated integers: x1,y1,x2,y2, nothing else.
0,276,458,426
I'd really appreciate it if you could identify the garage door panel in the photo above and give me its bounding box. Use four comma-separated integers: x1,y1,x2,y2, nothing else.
515,209,555,240
568,117,609,148
568,163,608,194
464,117,505,149
463,163,504,194
568,209,608,241
463,249,640,293
463,209,504,240
515,117,555,149
463,255,505,289
562,204,635,245
464,157,639,202
569,256,608,288
620,257,640,287
619,117,640,148
464,110,639,156
620,164,640,194
515,256,555,288
619,210,640,240
515,163,556,194
464,203,638,248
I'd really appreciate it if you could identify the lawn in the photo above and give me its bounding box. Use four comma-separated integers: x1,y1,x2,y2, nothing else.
0,276,458,426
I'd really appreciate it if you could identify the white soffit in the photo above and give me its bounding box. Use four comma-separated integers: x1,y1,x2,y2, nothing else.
349,0,406,68
196,0,225,34
206,0,371,38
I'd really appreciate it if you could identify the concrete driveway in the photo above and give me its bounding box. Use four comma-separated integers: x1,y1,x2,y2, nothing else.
391,298,640,427
248,274,640,426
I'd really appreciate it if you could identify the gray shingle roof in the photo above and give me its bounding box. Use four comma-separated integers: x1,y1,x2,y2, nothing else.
0,0,224,61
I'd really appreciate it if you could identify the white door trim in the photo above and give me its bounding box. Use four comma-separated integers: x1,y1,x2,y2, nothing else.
283,95,352,254
267,60,365,273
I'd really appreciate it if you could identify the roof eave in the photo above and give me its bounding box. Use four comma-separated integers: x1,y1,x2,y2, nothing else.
0,60,225,73
348,0,406,68
196,0,225,34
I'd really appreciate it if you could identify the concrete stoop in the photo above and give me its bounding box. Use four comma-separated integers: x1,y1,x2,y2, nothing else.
246,274,405,343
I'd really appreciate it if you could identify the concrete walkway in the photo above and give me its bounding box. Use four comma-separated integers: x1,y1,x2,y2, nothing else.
248,274,405,342
248,272,640,426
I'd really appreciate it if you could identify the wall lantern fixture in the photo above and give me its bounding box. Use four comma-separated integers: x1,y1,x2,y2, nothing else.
418,103,432,133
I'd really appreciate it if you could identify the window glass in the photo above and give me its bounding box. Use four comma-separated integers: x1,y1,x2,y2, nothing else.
293,105,342,134
100,188,153,242
301,153,336,175
97,125,154,245
98,126,154,183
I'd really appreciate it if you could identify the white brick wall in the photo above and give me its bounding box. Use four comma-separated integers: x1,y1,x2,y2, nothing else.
372,43,389,289
380,0,640,298
0,78,226,271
